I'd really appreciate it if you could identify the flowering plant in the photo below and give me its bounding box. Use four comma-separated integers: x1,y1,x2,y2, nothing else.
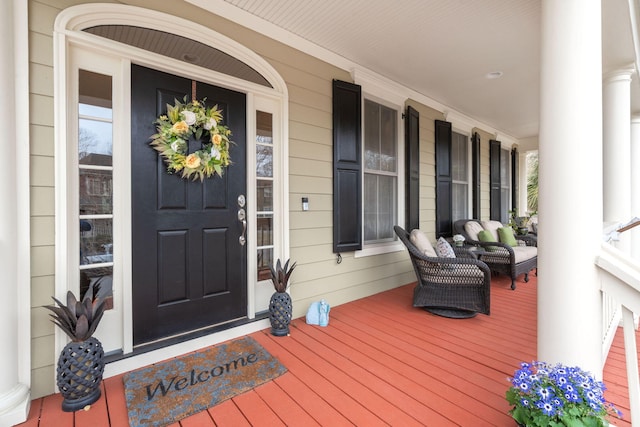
452,234,465,247
150,97,232,181
506,361,622,427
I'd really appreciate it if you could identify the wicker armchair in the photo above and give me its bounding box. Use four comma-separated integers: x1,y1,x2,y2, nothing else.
453,219,537,290
394,226,490,318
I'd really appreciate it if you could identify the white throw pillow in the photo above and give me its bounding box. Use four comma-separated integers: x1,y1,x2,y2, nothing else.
464,221,484,241
481,220,503,241
436,237,456,258
409,229,437,257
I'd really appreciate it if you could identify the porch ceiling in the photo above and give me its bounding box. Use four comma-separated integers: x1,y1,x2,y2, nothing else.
219,0,640,140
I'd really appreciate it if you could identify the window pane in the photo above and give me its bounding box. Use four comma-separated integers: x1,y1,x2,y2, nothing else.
380,105,397,172
80,169,112,215
364,174,378,241
364,174,396,243
501,189,510,223
377,175,396,239
451,132,469,220
500,149,511,222
257,215,273,247
364,100,397,173
452,183,468,222
257,180,273,211
79,119,113,165
452,132,468,181
257,248,273,281
80,267,113,309
256,111,273,144
80,218,113,265
79,104,112,119
79,70,113,166
364,100,380,170
256,145,273,177
501,149,510,187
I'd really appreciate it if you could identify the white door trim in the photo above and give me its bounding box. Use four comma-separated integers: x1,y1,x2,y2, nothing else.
53,3,289,373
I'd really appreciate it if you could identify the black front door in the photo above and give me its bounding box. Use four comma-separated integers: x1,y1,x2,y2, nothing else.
131,64,247,346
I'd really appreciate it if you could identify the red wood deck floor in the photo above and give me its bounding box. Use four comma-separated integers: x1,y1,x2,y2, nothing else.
17,273,637,426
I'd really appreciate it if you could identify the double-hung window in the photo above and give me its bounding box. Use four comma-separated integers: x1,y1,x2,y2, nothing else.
451,131,469,223
332,78,405,255
500,148,512,223
363,99,398,244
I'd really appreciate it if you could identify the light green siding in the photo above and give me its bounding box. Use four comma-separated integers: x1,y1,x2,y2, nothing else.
27,0,504,398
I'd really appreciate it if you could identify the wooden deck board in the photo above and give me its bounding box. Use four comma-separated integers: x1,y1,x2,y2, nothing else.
207,399,250,427
231,389,286,426
252,379,322,427
14,272,637,427
177,410,215,427
255,332,388,426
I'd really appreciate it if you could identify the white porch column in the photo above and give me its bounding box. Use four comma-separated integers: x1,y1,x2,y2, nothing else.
538,0,603,375
603,68,633,253
518,150,528,215
631,116,640,260
0,0,31,425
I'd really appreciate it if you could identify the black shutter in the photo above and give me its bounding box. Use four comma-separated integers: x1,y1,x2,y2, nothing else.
333,79,362,253
472,132,481,219
405,106,420,231
489,139,501,221
511,147,519,212
435,120,452,238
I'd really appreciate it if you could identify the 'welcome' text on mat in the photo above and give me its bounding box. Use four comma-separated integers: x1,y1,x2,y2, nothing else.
123,336,287,427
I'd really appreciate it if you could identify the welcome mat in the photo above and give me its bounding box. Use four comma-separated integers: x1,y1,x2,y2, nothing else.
123,336,287,427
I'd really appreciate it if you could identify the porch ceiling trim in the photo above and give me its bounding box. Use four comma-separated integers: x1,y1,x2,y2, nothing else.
185,0,517,143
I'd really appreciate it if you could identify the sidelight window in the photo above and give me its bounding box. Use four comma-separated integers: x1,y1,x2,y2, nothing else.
256,111,274,282
78,70,114,307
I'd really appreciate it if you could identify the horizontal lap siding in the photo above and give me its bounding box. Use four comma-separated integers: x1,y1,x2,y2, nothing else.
250,29,413,315
28,0,423,397
29,0,67,399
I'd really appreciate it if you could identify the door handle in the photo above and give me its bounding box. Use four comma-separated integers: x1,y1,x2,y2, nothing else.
238,208,246,245
239,220,246,246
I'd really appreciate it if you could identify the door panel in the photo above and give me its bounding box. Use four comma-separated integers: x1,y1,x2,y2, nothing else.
131,64,247,346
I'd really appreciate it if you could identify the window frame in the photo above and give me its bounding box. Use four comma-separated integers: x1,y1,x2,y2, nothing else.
354,85,405,258
500,147,512,223
451,130,471,223
362,97,400,245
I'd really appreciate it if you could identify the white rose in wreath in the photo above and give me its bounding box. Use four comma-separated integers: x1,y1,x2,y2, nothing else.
170,139,186,153
182,110,196,125
204,117,217,130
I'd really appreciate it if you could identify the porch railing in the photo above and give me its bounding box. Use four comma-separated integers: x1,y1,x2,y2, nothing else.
595,242,640,425
601,291,622,361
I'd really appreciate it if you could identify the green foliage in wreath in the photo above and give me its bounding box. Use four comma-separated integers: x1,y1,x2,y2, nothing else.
150,97,233,181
